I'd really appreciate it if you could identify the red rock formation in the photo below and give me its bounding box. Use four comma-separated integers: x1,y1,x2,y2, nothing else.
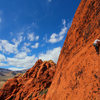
46,0,100,100
0,60,56,100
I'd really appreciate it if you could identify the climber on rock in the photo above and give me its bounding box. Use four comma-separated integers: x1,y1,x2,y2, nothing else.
93,39,100,54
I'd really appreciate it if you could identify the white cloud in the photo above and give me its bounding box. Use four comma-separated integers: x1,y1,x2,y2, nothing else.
0,40,18,54
0,54,6,62
0,63,7,66
0,44,2,51
6,46,61,69
0,53,7,67
21,43,31,53
12,32,24,46
48,27,67,43
31,43,39,49
62,19,66,27
0,45,61,70
8,67,27,71
0,32,26,54
7,55,38,68
39,47,61,63
28,33,34,41
48,19,71,43
0,53,37,69
21,46,31,53
24,42,31,47
15,52,27,59
36,36,39,40
27,33,39,41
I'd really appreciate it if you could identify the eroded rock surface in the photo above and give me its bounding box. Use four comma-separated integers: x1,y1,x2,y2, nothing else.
0,60,56,100
46,0,100,100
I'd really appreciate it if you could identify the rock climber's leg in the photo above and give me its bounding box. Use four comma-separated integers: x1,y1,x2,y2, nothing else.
93,44,99,54
96,46,99,54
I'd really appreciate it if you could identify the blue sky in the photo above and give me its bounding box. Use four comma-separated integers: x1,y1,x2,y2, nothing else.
0,0,81,71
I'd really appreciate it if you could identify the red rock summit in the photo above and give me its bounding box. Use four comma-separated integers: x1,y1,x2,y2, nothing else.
0,60,56,100
45,0,100,100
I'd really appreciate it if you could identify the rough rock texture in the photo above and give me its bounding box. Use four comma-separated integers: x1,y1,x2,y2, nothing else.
46,0,100,100
0,60,56,100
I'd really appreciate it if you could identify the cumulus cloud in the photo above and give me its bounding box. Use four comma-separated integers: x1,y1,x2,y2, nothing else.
0,45,2,51
0,52,37,69
8,67,27,71
21,43,31,53
27,33,34,41
21,46,31,53
0,32,29,55
31,43,39,49
39,47,61,63
0,63,7,66
62,19,66,27
48,19,67,43
15,52,27,59
48,19,72,44
12,37,22,47
27,33,39,41
0,40,18,54
0,54,6,62
7,55,38,68
0,46,61,70
12,32,24,46
36,36,39,40
0,54,7,67
24,42,31,47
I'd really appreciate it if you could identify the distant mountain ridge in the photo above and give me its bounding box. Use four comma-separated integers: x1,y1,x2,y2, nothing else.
0,60,56,100
0,68,27,88
0,68,27,76
0,68,11,72
0,68,27,72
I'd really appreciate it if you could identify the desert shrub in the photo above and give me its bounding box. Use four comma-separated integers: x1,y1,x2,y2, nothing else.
39,88,48,96
15,73,23,78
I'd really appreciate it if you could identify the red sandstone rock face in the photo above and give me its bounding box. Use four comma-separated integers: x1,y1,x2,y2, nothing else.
46,0,100,100
0,60,56,100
